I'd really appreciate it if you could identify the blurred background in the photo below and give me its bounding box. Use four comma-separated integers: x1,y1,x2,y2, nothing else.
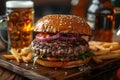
0,0,92,21
33,0,91,21
0,0,120,49
0,1,120,80
0,0,92,50
1,0,120,25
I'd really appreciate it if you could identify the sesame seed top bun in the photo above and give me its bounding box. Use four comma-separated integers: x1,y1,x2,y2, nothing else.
34,14,92,35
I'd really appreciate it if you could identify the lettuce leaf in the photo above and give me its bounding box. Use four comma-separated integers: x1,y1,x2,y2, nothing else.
78,50,94,60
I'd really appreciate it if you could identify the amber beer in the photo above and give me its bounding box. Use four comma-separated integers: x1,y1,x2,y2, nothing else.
6,1,34,52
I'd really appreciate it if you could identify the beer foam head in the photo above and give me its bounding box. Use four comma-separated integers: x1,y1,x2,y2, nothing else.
6,1,34,8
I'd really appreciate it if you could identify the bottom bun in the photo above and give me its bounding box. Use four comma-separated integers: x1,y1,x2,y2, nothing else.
36,57,91,68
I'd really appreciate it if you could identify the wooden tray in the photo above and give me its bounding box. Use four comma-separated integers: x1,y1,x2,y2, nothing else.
0,52,120,80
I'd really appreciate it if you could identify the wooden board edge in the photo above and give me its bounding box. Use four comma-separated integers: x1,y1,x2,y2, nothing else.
0,58,49,80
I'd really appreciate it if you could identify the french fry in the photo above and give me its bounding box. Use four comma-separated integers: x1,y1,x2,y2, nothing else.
92,56,103,63
110,49,120,54
22,53,33,63
3,55,15,60
22,56,28,63
26,53,33,62
89,45,98,51
89,41,103,45
19,49,32,56
110,44,120,51
94,44,107,51
111,42,120,45
101,42,111,48
96,53,120,60
94,50,110,56
10,48,21,63
101,42,120,50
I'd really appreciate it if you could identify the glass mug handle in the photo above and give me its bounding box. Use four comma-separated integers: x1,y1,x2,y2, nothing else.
0,15,7,23
0,15,8,44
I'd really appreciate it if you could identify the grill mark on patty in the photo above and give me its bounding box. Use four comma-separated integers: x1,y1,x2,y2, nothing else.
32,39,88,58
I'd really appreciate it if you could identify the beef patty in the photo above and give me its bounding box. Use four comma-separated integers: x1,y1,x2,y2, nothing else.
32,38,89,59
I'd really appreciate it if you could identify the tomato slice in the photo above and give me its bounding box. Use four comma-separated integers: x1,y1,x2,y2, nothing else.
36,33,55,38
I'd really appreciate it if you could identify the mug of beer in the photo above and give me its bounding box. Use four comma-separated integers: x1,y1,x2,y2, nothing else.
0,0,34,53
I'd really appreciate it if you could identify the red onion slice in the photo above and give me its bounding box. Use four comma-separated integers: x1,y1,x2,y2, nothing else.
60,36,78,41
36,33,78,42
36,33,61,42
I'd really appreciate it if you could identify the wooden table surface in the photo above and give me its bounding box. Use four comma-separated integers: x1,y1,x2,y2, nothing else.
0,65,119,80
0,67,29,80
0,52,120,80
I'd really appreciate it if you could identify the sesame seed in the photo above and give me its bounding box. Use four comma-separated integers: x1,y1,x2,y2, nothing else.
68,26,72,28
59,24,62,26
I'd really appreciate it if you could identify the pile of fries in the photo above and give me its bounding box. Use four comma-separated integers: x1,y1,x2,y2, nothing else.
89,41,120,63
3,48,33,63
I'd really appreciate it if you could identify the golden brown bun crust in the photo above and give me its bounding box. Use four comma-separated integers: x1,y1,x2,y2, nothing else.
36,57,91,68
34,14,92,35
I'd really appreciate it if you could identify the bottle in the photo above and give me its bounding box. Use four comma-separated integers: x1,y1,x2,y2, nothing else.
111,0,120,30
86,0,116,42
86,0,99,30
111,0,120,42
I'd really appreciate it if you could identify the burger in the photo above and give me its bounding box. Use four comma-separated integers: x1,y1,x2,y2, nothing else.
32,14,94,68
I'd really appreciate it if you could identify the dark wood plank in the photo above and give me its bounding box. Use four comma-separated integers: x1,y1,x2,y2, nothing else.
0,66,29,80
0,59,49,80
0,71,11,80
0,52,120,80
14,75,26,80
0,67,4,76
8,74,16,80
